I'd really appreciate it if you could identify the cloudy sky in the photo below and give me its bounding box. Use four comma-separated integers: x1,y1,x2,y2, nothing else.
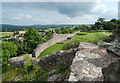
1,1,118,25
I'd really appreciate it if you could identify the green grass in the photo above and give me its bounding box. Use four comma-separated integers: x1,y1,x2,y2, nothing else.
71,32,109,44
38,44,65,58
38,32,111,58
2,65,22,81
105,32,113,35
0,32,14,37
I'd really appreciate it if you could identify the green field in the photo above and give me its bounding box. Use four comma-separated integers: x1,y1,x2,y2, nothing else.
38,32,110,58
0,32,14,37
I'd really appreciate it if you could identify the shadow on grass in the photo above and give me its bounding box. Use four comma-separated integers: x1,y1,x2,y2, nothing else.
76,33,87,35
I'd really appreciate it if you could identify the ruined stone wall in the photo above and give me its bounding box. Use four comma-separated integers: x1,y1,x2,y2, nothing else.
37,48,78,70
32,31,79,58
8,48,78,70
101,24,120,81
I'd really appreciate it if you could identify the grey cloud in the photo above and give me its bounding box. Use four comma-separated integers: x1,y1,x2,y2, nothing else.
2,2,97,17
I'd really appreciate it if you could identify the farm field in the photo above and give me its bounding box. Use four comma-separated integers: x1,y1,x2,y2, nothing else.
0,32,14,37
38,32,111,58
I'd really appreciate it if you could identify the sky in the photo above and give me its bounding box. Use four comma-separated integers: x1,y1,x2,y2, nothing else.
1,1,119,25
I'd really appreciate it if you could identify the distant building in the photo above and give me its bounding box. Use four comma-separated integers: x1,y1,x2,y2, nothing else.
18,37,24,41
48,28,56,31
19,31,26,34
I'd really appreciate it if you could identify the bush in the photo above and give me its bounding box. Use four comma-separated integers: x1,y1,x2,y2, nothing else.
24,54,32,74
2,41,18,64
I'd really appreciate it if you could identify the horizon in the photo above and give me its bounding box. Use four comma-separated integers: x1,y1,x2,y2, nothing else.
1,23,94,26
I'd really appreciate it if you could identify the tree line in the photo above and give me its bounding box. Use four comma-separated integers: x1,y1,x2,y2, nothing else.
55,18,120,34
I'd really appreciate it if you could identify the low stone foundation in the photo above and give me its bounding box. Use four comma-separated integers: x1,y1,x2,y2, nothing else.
37,48,78,70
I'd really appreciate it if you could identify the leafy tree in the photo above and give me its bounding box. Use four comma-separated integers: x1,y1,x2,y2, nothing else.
55,29,61,34
74,27,80,31
86,26,92,31
44,30,53,40
69,29,73,33
61,27,69,34
103,22,117,30
117,20,120,24
24,28,44,53
14,31,19,36
7,38,19,45
80,25,87,31
97,18,105,24
110,19,117,23
2,41,18,64
18,40,28,55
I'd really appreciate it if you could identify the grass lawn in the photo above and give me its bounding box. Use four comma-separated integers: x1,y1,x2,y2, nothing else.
105,32,113,35
0,32,14,37
38,44,65,58
38,32,110,58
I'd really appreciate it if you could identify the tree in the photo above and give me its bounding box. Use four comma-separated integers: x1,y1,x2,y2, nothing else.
55,29,61,34
103,22,117,30
110,19,117,23
2,41,18,64
86,26,92,31
7,38,19,45
97,18,105,24
80,25,87,31
117,20,120,24
18,40,28,55
74,27,80,31
44,30,53,40
13,31,19,36
24,28,44,53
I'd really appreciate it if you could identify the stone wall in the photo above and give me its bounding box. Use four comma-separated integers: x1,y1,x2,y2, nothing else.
32,31,79,58
37,48,78,70
7,54,32,68
8,48,78,70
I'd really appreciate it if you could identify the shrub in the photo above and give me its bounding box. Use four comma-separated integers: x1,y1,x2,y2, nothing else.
24,54,32,74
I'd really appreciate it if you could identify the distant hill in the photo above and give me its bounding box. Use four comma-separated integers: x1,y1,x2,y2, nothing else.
1,24,93,32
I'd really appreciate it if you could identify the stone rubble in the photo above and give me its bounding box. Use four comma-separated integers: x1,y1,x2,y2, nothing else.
7,54,32,67
68,42,106,81
46,73,61,81
101,25,120,81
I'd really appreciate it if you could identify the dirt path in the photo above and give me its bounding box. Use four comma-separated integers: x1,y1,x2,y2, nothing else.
102,31,109,36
